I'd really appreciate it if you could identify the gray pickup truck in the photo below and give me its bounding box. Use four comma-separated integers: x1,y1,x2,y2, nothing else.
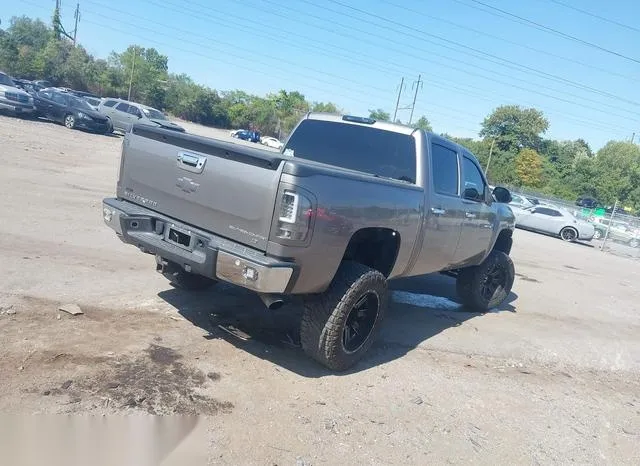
103,113,516,370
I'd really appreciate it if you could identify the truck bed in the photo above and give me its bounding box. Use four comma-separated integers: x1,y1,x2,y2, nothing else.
118,125,285,251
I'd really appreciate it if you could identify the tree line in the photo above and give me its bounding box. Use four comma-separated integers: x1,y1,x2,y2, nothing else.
1,15,639,214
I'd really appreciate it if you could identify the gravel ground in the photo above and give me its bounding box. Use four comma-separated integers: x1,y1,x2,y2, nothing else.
0,115,639,465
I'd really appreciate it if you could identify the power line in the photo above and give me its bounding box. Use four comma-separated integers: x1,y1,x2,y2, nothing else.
83,0,497,129
460,0,640,64
155,0,640,129
21,0,636,139
243,0,640,120
318,0,640,106
380,0,638,82
133,0,639,132
78,2,392,97
545,0,640,34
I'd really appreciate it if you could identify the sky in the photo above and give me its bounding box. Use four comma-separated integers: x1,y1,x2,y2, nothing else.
3,0,639,150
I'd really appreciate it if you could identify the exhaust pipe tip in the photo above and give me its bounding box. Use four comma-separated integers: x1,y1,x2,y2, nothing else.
258,293,285,310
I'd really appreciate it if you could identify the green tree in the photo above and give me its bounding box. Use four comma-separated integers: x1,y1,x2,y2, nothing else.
114,45,169,106
515,148,544,187
368,108,390,121
414,116,432,131
312,102,340,113
591,141,640,209
0,16,51,77
480,105,549,153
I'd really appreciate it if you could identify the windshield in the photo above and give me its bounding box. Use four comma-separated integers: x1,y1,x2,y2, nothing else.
71,96,94,111
142,107,167,120
0,73,16,86
284,119,417,183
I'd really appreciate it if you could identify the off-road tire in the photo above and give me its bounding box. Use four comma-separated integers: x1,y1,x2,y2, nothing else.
165,269,217,291
456,250,515,312
300,261,388,371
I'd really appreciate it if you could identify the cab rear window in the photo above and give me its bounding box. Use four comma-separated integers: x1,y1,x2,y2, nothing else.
284,119,417,184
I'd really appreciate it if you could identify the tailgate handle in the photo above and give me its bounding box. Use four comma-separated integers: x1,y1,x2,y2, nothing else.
177,151,207,174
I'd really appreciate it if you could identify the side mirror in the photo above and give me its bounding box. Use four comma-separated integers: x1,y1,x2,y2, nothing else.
463,187,480,201
492,186,512,203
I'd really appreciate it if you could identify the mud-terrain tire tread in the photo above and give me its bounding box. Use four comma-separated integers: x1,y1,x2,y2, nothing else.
300,261,388,371
456,250,515,312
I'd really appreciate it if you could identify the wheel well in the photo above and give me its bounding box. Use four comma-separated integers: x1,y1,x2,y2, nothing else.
493,229,513,255
342,228,400,277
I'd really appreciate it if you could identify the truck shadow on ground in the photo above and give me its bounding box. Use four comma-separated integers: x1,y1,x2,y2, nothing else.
158,273,517,378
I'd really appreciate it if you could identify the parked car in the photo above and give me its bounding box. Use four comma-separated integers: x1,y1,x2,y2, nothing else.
102,113,517,371
576,196,598,209
591,217,640,247
0,71,35,115
98,98,185,133
33,88,112,134
82,96,102,111
508,193,535,210
232,129,261,143
260,136,284,149
512,204,594,242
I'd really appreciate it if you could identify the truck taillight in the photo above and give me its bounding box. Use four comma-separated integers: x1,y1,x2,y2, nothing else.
276,189,313,242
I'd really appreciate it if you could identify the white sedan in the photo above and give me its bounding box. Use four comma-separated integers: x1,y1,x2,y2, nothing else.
510,204,595,242
260,136,284,150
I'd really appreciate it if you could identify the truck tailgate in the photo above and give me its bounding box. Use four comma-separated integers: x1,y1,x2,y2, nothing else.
117,125,283,251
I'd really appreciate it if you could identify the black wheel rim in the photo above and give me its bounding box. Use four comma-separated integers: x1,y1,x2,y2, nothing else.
562,228,576,241
480,263,506,302
342,292,379,354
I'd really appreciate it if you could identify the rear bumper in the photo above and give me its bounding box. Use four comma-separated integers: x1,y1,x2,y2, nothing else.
0,100,35,113
102,198,296,293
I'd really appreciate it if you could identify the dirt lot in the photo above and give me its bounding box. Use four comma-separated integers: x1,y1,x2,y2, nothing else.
1,115,639,465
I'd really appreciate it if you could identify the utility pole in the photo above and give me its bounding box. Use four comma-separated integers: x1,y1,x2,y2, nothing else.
127,47,137,101
484,138,496,176
72,3,80,46
601,199,618,251
408,74,422,125
53,0,62,39
392,77,404,123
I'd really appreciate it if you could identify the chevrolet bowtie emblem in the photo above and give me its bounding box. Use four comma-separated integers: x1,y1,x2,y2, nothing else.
176,176,200,193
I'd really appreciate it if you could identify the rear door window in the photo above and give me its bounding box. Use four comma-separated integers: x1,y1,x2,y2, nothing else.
431,143,459,196
127,105,142,117
283,119,417,184
103,100,117,107
115,102,130,113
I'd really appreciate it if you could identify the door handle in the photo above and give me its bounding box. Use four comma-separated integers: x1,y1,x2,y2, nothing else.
465,212,476,219
177,151,207,174
431,207,446,215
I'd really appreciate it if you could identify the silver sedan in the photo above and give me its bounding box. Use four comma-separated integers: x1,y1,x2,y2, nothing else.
510,204,595,242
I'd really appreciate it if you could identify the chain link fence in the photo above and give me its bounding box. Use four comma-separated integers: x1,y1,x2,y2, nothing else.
503,186,640,260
